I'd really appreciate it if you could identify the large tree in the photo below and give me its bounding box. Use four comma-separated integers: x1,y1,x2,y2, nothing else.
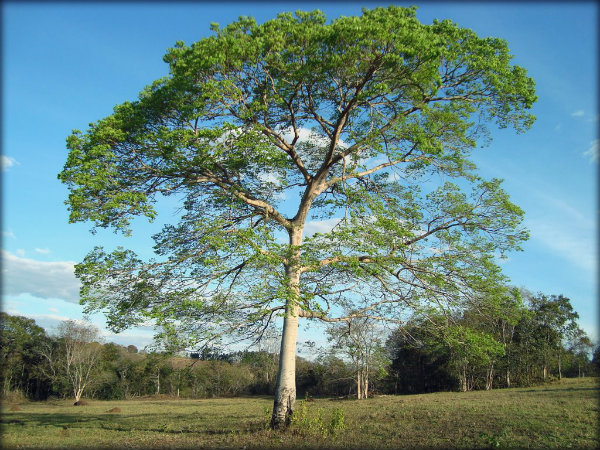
59,6,535,427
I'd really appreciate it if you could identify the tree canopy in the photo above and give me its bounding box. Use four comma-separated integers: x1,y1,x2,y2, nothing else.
59,6,536,426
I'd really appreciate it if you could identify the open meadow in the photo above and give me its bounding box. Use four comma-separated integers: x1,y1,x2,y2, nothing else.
2,377,598,450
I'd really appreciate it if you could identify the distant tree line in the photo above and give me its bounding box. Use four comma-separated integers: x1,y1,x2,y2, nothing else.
386,291,596,394
1,292,597,403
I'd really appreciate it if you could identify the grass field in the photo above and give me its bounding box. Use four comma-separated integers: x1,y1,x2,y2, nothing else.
2,377,598,449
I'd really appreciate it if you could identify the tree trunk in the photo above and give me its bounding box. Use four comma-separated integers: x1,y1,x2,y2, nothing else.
271,241,301,429
74,387,83,403
270,180,325,428
460,366,468,392
271,303,299,428
486,364,494,390
557,352,562,380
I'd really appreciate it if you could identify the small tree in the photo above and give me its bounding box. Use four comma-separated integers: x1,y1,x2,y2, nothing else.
40,320,103,403
327,316,388,399
59,6,535,426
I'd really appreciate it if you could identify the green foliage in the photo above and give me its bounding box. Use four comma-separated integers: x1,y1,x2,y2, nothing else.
58,6,537,356
328,407,347,437
1,306,593,404
0,313,53,400
591,346,600,376
290,399,346,438
386,291,594,392
263,405,272,429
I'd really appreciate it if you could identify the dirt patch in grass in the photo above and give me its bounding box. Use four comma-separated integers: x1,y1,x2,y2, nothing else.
10,405,21,411
107,407,121,413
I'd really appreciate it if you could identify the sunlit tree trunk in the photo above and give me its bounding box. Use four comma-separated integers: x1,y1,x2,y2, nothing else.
460,365,468,392
271,230,302,428
486,363,494,390
542,364,547,380
271,293,299,427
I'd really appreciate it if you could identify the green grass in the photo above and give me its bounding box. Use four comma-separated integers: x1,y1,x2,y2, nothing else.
2,377,598,449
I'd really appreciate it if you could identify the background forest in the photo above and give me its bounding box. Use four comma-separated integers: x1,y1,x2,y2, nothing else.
2,290,597,403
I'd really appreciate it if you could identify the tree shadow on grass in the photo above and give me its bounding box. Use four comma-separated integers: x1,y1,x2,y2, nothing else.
1,412,265,436
1,413,105,429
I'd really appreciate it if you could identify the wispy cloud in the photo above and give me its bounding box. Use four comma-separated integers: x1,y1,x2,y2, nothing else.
527,218,596,276
34,247,51,254
280,126,348,149
2,230,16,240
571,109,585,117
1,155,18,171
2,250,81,303
304,218,342,237
527,189,597,279
532,190,595,229
583,139,598,163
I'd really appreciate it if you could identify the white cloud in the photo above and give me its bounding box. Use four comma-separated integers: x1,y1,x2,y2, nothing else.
280,126,348,149
532,189,595,229
1,250,81,303
1,155,18,171
571,110,585,117
583,139,598,163
304,218,343,237
35,247,51,254
528,220,596,276
16,249,26,257
526,190,597,279
26,312,75,324
5,304,156,349
2,230,16,240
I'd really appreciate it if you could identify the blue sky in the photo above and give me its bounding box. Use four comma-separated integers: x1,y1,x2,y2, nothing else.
2,2,598,351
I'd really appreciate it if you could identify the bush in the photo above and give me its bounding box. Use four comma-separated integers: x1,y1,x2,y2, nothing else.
291,399,346,438
2,389,27,404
